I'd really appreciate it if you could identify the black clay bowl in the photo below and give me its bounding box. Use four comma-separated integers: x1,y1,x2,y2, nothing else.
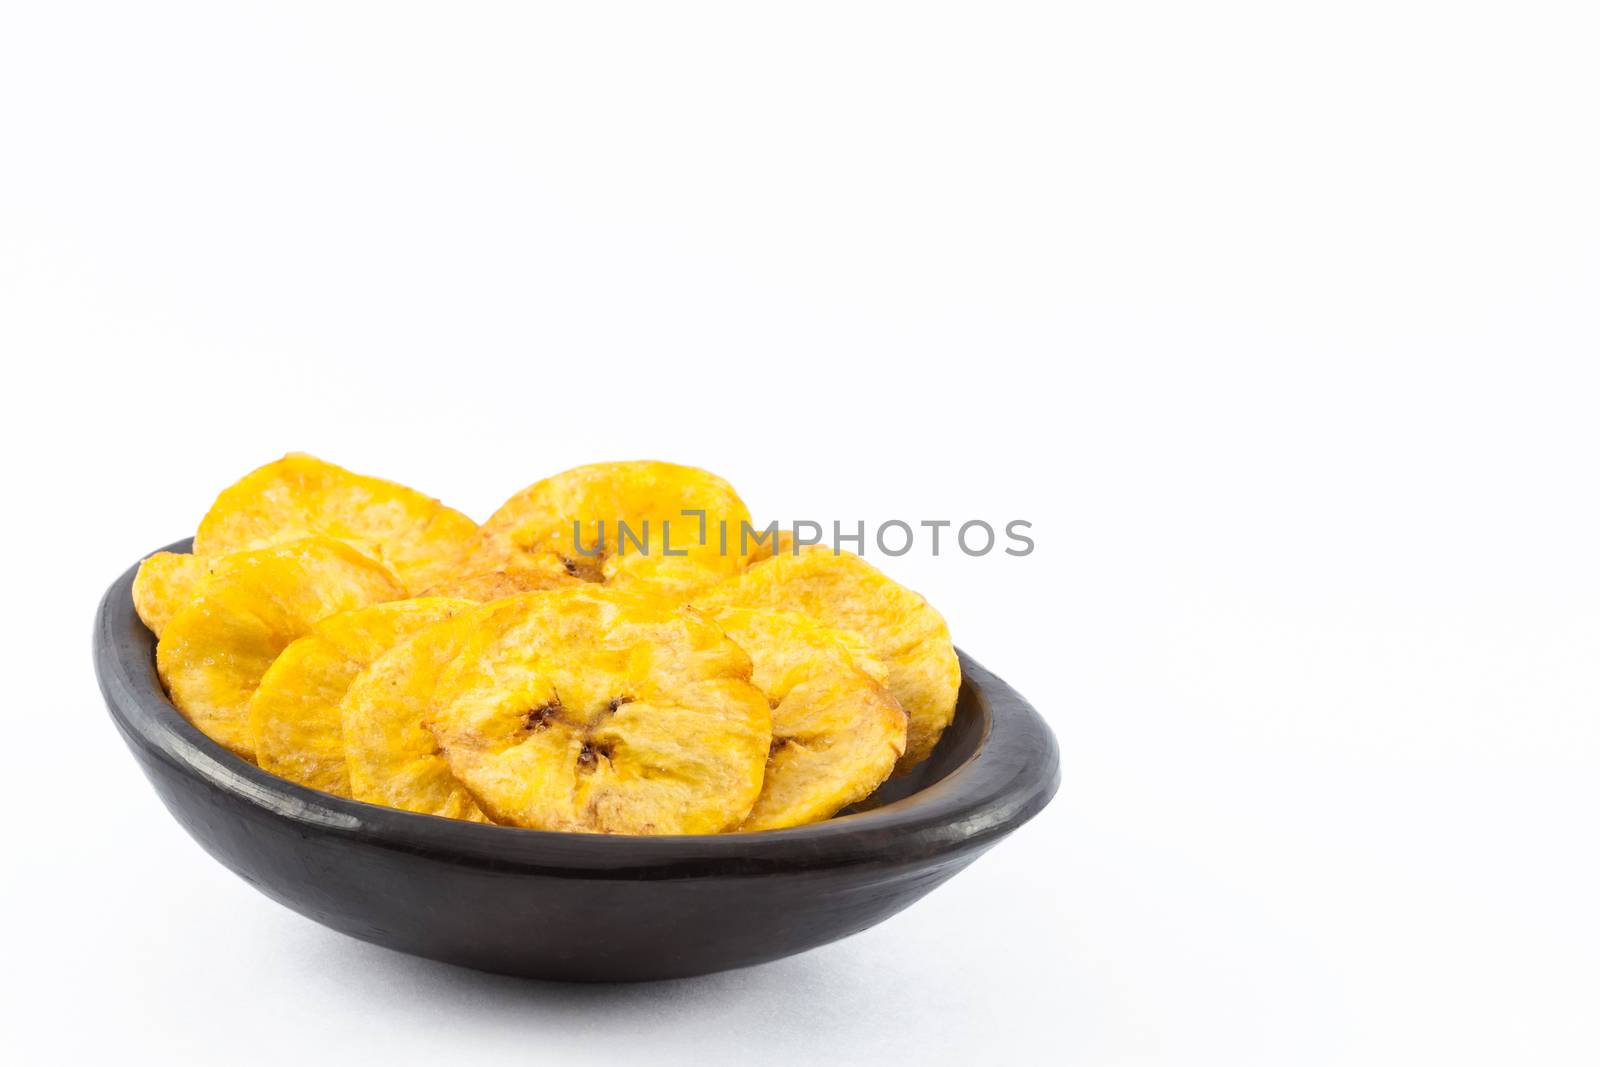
93,540,1060,981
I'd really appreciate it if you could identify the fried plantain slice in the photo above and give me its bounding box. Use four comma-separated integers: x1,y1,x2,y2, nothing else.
418,567,578,603
340,609,494,821
694,548,960,773
132,551,213,637
709,607,906,831
192,453,480,595
424,587,771,834
135,455,478,635
156,537,406,760
246,597,474,797
474,461,751,601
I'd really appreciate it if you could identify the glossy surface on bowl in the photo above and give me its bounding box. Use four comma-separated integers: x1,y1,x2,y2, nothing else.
93,540,1060,981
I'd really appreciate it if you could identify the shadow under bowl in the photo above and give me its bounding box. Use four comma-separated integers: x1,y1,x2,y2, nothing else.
93,540,1060,981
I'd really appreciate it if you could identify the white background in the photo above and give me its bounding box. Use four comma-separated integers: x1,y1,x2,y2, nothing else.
2,3,1597,1064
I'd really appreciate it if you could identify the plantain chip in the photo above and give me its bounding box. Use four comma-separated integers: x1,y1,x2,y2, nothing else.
132,551,213,637
341,609,494,821
424,587,771,834
136,455,478,635
709,607,906,831
193,452,478,593
419,568,577,603
156,537,406,759
246,597,474,797
474,460,750,601
694,548,960,773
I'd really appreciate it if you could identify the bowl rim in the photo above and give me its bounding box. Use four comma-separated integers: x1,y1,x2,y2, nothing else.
94,539,1060,878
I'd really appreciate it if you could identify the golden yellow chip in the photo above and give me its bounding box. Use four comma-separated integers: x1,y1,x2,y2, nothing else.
424,587,771,834
418,568,578,603
695,548,960,773
341,610,494,821
245,598,474,797
156,538,405,759
135,455,479,636
710,607,906,831
474,461,750,600
132,551,212,637
192,453,479,594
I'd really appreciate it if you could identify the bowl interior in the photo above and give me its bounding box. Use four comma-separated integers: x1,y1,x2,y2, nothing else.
850,680,986,809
